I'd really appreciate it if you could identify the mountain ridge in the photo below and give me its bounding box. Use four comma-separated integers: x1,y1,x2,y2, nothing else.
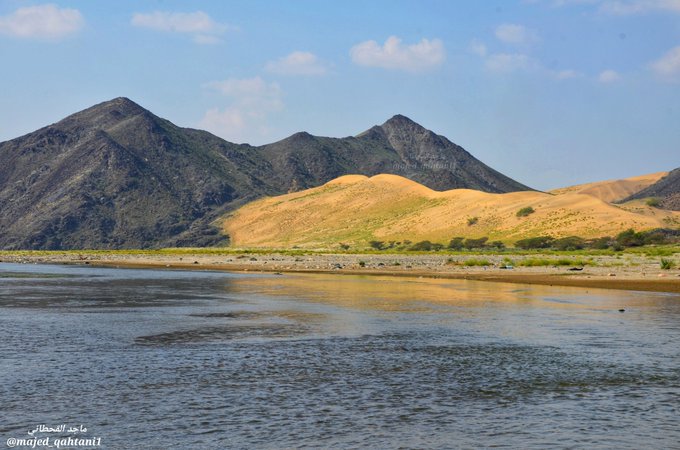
0,97,528,249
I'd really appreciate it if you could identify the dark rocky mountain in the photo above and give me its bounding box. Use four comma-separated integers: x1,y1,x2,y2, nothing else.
622,167,680,211
0,98,531,249
258,115,530,193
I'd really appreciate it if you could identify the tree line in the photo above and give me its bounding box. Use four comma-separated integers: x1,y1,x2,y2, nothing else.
360,228,679,252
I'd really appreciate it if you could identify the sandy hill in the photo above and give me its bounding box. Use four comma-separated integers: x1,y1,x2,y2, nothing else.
549,172,667,203
222,174,680,248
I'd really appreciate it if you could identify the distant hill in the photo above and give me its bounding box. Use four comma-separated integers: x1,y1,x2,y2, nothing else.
621,168,680,211
222,174,679,248
549,172,667,203
0,98,530,249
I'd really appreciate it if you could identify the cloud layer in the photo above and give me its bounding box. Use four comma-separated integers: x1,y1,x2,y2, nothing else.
0,4,83,40
131,10,229,44
650,45,680,81
599,0,680,15
598,69,621,82
495,24,538,45
200,77,283,143
350,36,445,72
266,51,328,75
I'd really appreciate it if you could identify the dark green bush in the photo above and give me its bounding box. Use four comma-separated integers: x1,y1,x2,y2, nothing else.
410,240,434,251
369,240,386,250
616,229,645,247
516,206,535,217
488,240,506,249
464,237,488,250
448,237,465,250
515,236,554,249
552,236,586,251
646,198,661,207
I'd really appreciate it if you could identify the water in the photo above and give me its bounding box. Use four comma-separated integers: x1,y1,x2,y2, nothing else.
0,262,678,449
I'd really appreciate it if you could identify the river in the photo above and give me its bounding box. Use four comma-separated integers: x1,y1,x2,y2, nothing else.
1,263,678,449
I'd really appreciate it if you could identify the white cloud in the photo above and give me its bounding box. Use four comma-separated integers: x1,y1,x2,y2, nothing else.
599,0,680,14
266,51,328,75
193,34,221,45
598,69,621,82
548,0,680,13
0,4,83,40
469,39,487,57
200,77,283,143
485,53,538,72
131,11,229,44
650,45,680,81
495,24,538,45
554,69,582,79
350,36,445,72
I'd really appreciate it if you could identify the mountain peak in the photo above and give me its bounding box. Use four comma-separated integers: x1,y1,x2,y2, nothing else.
56,97,153,133
86,97,147,116
381,114,423,130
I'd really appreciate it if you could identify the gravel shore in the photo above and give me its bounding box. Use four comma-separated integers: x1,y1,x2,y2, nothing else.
2,251,679,293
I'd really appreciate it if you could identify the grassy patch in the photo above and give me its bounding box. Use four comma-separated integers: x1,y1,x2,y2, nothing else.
519,258,590,267
464,258,491,266
660,258,675,270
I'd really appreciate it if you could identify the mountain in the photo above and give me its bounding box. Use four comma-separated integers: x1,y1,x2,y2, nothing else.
621,168,680,210
549,172,668,203
0,98,530,249
0,98,273,249
257,114,531,193
222,174,679,249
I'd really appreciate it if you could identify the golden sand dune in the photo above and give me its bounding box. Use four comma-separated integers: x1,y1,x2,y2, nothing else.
549,172,667,203
222,174,679,248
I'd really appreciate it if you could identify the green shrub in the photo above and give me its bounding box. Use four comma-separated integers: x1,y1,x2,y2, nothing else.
516,206,535,217
552,236,586,251
488,240,505,249
464,258,491,266
616,229,645,247
410,240,433,251
369,240,386,250
448,237,465,250
587,236,613,250
358,261,366,267
467,216,479,226
660,258,675,270
515,236,554,249
646,198,661,207
464,237,488,250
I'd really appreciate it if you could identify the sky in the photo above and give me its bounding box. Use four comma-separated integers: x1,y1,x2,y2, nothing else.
0,0,679,190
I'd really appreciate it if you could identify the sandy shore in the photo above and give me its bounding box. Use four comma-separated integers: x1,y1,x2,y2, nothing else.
1,251,679,293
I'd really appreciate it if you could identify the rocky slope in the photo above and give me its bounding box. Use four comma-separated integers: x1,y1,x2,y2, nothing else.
621,168,680,211
258,114,531,193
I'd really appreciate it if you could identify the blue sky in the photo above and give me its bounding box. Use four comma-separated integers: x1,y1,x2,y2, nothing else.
0,0,678,190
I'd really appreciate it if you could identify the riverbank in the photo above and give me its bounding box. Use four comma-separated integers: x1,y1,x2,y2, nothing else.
2,250,679,293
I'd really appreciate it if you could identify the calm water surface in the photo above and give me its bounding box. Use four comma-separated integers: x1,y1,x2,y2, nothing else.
0,262,678,449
